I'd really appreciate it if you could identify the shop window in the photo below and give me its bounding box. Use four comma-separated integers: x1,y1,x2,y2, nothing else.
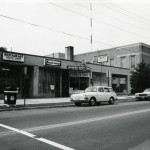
39,68,55,94
112,75,127,93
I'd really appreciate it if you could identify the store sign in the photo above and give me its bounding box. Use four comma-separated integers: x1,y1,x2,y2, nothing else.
3,53,24,62
69,72,90,77
44,59,61,66
97,55,108,63
67,66,90,71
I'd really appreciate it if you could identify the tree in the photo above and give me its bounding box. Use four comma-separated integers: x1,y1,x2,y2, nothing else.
0,47,7,52
130,62,150,94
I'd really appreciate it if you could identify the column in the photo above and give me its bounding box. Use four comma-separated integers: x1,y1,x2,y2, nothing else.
32,66,39,97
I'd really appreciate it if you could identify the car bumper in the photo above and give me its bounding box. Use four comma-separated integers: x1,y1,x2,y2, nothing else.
70,99,89,103
136,96,150,100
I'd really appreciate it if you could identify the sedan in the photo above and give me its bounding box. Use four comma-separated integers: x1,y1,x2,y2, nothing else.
135,88,150,101
70,86,117,106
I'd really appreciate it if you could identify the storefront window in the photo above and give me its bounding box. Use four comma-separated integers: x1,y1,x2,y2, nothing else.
112,75,127,93
0,66,21,94
69,71,89,94
93,73,107,86
69,77,88,91
39,68,55,94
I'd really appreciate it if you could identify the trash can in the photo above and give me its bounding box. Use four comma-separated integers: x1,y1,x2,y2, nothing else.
4,86,18,105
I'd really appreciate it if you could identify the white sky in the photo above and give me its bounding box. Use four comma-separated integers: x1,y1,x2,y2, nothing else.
1,0,150,56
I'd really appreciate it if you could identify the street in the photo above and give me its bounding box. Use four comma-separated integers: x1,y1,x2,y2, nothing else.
0,101,150,150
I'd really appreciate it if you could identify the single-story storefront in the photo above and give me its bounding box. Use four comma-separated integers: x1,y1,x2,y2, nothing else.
0,50,130,99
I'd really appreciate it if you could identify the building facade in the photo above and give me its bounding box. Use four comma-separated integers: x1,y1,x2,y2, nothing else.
74,43,150,93
0,45,132,99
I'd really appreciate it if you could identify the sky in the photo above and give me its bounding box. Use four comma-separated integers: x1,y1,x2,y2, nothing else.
1,0,150,56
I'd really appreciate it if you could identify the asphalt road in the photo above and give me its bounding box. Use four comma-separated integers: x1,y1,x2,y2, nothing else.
0,101,150,150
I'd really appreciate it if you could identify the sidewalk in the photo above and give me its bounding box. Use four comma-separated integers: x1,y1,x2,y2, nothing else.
0,95,136,111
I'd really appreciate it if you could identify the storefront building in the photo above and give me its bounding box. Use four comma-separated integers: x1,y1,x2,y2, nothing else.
74,43,150,93
0,46,131,99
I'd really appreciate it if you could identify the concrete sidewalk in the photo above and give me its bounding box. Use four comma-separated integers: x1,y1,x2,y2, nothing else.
0,95,136,111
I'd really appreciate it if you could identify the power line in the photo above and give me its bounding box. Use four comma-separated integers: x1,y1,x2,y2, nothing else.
75,3,150,32
110,3,150,24
99,3,150,27
0,14,112,47
50,3,150,40
0,6,143,54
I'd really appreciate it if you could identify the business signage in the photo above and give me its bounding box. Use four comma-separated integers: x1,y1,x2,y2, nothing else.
97,55,108,63
67,66,91,71
44,59,61,66
2,53,25,62
69,71,90,77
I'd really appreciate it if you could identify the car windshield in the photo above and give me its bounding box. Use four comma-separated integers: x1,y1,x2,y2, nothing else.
85,87,97,92
144,88,150,92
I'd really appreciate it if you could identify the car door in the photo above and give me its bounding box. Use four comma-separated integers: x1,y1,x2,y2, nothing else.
103,87,110,101
97,87,106,101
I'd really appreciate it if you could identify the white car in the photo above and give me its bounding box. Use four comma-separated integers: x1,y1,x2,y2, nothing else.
70,86,117,106
135,88,150,101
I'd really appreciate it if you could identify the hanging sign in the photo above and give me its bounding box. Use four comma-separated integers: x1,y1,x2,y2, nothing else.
44,59,61,66
2,53,24,62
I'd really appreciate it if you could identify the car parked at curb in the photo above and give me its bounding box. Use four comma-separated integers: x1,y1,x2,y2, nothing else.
70,86,117,106
135,88,150,101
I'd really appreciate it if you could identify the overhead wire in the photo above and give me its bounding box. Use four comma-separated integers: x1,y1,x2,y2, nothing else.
98,3,150,26
0,3,146,54
74,3,150,32
110,3,150,24
0,14,111,47
50,3,150,40
49,3,150,53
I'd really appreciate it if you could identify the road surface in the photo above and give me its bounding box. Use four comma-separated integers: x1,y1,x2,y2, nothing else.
0,101,150,150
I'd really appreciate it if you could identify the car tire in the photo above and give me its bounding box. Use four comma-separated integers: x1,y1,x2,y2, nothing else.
109,97,114,104
89,98,96,106
75,102,81,106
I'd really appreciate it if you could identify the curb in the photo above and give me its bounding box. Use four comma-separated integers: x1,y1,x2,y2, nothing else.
0,102,74,112
0,98,136,112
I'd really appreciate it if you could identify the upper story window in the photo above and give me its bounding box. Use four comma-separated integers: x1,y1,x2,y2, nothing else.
120,56,126,68
110,58,114,66
130,55,136,69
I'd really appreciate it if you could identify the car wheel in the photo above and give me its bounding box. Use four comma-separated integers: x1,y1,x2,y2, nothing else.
75,102,81,106
109,97,114,104
89,98,96,106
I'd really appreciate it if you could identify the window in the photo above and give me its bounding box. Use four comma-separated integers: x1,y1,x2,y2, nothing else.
39,68,55,94
110,59,114,66
108,88,113,92
120,57,126,68
130,55,136,68
85,87,97,92
98,87,104,92
104,88,109,92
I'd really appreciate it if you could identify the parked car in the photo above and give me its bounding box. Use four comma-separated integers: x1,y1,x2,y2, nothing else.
70,86,117,106
135,88,150,101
